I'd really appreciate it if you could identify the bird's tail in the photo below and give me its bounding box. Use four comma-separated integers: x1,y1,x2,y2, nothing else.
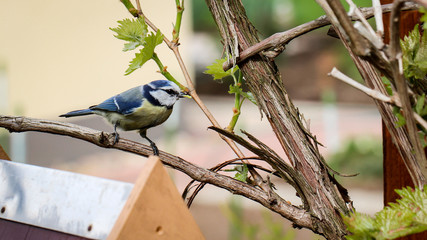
59,109,93,118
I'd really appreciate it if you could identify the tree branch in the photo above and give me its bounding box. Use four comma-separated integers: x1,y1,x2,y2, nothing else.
205,0,352,238
388,0,427,187
222,2,419,71
329,67,427,130
329,67,394,103
0,115,312,229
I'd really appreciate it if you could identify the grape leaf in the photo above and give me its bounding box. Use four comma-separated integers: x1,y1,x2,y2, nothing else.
401,24,427,82
110,17,148,52
343,186,427,240
125,30,164,75
204,58,238,80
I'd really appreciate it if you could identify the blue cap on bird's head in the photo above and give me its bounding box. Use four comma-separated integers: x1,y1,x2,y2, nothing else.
148,80,190,97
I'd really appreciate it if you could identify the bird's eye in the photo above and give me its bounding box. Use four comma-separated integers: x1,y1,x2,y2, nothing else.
165,89,176,95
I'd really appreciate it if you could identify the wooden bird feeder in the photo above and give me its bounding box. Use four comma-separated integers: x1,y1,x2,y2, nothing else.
0,145,204,240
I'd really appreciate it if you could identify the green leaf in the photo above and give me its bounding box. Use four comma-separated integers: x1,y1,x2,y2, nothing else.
343,212,377,240
234,164,249,182
204,58,238,80
125,49,145,75
401,24,427,83
420,8,427,29
229,85,257,105
375,186,427,239
401,25,419,62
415,94,426,115
110,17,148,52
418,132,427,148
226,164,249,182
344,186,427,240
142,29,164,57
393,107,406,127
124,30,164,75
382,77,393,96
421,105,427,117
375,207,418,239
241,91,257,105
123,41,141,52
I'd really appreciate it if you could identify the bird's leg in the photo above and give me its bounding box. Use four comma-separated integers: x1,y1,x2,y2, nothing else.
112,123,120,144
139,131,159,156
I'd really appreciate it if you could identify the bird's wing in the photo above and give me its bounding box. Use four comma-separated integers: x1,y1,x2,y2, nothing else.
90,86,144,115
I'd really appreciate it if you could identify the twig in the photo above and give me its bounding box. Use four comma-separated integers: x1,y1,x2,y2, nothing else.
329,68,427,130
222,2,418,71
172,0,184,42
372,0,384,36
414,0,427,8
183,157,276,207
326,0,370,55
346,0,384,49
0,115,312,229
329,68,392,103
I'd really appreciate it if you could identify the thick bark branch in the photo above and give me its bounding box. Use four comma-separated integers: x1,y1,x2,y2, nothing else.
0,115,312,229
205,1,352,239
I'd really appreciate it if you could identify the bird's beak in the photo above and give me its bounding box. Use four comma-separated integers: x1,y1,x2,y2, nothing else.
179,91,192,99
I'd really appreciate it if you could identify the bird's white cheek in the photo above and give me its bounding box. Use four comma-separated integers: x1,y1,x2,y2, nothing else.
150,91,178,107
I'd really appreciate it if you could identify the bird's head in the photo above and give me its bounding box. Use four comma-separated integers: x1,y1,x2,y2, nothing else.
145,80,190,108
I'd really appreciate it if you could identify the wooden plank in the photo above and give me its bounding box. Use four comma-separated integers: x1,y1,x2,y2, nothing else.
108,156,205,240
381,1,427,239
0,144,10,161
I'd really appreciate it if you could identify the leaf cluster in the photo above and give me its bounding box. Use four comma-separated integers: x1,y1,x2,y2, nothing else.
401,24,427,86
110,17,164,75
344,186,427,240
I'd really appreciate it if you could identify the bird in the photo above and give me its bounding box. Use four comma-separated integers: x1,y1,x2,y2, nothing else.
59,80,190,155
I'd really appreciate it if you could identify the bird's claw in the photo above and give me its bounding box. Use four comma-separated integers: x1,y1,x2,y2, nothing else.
112,132,120,145
151,143,159,156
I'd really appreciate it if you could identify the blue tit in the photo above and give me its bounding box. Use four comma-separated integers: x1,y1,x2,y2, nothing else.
59,80,190,155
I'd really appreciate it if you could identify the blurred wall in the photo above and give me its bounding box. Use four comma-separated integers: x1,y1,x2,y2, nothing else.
0,0,193,118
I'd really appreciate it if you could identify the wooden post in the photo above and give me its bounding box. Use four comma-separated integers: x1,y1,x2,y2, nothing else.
381,1,427,239
108,156,205,240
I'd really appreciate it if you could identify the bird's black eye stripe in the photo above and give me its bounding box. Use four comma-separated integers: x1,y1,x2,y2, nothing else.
164,89,177,95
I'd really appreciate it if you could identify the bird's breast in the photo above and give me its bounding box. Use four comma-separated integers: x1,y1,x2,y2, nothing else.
102,100,172,131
